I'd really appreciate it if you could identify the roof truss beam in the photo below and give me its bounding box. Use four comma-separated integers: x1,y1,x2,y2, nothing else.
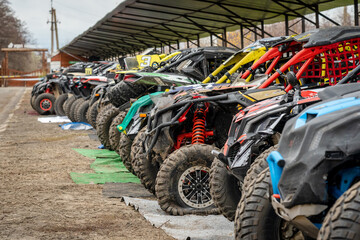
160,24,199,47
143,30,177,50
183,16,240,49
295,0,340,26
125,5,235,25
215,2,273,37
272,0,316,26
95,27,177,43
109,16,201,32
113,12,203,30
89,32,162,45
102,21,198,37
199,0,298,17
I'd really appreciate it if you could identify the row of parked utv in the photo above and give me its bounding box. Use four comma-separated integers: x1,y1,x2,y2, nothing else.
31,26,360,239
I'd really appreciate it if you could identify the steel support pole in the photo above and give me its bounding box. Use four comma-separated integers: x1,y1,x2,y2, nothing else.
315,4,320,28
285,15,289,36
254,26,257,41
302,17,306,33
240,24,244,49
53,9,59,51
42,51,47,74
355,0,359,26
197,34,200,47
187,40,189,48
261,21,265,38
210,34,213,46
223,28,227,47
50,9,54,55
5,51,8,76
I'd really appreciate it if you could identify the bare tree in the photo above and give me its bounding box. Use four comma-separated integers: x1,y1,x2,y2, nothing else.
0,0,37,72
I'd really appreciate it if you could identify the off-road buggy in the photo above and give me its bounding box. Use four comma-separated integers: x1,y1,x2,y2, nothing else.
85,50,183,128
96,47,239,150
110,36,287,155
30,69,71,115
109,35,291,177
235,80,360,240
210,26,360,221
124,29,323,211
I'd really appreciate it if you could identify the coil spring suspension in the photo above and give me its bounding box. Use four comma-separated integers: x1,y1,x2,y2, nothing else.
192,104,207,144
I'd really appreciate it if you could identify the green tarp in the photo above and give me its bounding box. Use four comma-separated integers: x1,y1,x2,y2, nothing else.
70,148,140,184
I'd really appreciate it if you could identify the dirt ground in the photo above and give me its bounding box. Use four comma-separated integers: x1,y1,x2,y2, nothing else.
0,88,174,239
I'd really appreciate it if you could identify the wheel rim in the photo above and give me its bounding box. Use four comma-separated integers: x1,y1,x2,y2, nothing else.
178,166,213,208
40,98,52,111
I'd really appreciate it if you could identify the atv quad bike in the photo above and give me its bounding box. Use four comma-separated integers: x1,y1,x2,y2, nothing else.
235,81,360,240
30,61,99,115
62,61,118,121
85,50,182,123
106,47,237,108
54,61,114,116
31,72,65,115
210,26,360,221
210,76,320,221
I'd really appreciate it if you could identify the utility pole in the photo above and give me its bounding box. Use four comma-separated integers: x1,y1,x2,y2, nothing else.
48,0,60,55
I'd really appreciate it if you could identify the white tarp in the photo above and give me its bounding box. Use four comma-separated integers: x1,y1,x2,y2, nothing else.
123,197,234,240
60,122,93,130
37,116,71,123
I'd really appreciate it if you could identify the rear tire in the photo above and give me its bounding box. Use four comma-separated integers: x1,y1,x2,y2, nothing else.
64,95,77,119
30,94,36,110
109,111,127,150
69,98,84,122
242,145,277,190
210,145,277,221
96,105,120,150
34,93,56,115
116,133,136,175
319,181,360,240
155,144,218,215
130,127,147,177
235,168,306,240
130,127,163,193
210,156,241,221
75,100,90,123
54,93,68,116
86,99,99,129
107,81,147,107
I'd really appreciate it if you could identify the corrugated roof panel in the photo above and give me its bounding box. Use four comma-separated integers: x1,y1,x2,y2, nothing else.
62,0,355,57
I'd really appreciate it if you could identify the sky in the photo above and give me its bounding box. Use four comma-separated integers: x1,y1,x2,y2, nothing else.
9,0,123,51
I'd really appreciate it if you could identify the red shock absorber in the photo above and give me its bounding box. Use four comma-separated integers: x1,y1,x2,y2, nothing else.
192,104,207,144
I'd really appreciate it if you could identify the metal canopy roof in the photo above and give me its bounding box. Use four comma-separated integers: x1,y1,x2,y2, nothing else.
62,0,354,58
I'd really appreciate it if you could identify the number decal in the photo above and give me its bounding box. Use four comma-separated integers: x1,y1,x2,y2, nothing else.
85,68,93,75
140,56,151,67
